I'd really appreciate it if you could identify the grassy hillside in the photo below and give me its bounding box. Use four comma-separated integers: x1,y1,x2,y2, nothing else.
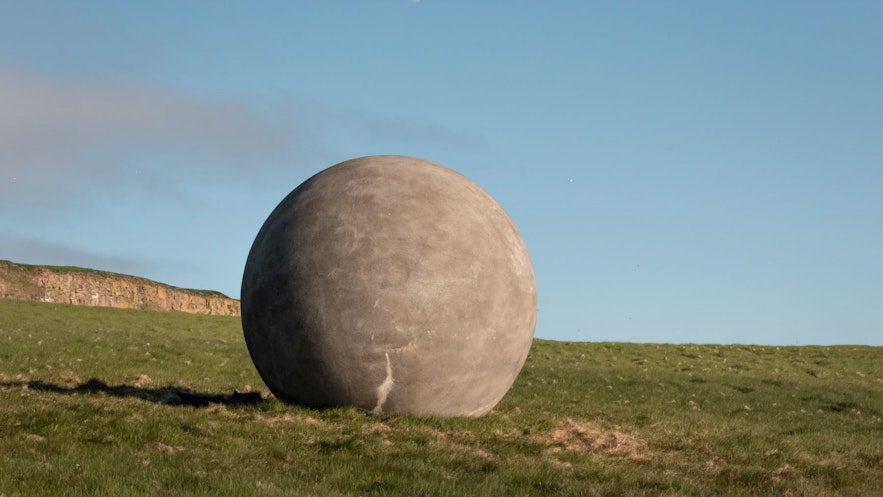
1,299,880,496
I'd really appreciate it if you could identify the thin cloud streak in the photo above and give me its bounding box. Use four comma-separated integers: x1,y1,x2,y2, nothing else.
0,234,162,276
0,68,296,164
0,68,304,208
0,68,480,292
0,68,477,212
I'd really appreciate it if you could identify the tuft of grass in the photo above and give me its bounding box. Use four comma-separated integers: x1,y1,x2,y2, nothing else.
1,299,880,496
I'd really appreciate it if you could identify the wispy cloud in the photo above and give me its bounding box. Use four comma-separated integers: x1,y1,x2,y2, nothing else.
0,68,307,209
0,233,164,276
0,67,478,290
0,67,476,213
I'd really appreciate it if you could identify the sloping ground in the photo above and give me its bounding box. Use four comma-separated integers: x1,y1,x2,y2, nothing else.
0,259,239,316
0,299,880,496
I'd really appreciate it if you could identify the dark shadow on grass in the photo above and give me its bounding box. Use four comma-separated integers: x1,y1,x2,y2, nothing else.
0,378,264,408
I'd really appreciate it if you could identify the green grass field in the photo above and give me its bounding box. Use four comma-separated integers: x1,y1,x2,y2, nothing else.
1,299,880,496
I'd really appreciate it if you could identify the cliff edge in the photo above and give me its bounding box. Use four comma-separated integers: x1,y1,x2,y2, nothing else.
0,260,240,316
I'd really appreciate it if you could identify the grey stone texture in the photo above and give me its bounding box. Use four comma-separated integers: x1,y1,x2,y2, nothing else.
241,155,537,416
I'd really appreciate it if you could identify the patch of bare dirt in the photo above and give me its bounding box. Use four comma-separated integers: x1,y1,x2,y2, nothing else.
473,448,495,461
362,422,392,435
303,416,326,427
133,374,151,388
771,463,798,482
147,441,184,455
360,423,395,447
253,412,332,428
256,412,296,426
23,433,47,444
705,456,727,473
205,404,235,417
538,418,649,460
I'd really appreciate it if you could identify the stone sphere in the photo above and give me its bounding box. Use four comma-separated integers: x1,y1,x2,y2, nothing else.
241,155,537,416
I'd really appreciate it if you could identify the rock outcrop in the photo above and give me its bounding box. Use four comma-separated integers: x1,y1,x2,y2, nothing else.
0,260,240,316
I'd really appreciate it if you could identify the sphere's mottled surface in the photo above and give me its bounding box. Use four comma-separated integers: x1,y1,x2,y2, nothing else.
241,155,537,416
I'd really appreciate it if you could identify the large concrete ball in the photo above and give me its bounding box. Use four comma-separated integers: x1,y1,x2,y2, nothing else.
241,155,537,416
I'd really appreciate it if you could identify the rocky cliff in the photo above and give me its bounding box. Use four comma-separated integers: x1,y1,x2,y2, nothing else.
0,260,240,316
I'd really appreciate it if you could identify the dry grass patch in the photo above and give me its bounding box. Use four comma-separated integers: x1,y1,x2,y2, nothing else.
146,441,184,455
539,417,649,459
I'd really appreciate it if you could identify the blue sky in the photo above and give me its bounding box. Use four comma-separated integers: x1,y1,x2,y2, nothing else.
1,1,880,345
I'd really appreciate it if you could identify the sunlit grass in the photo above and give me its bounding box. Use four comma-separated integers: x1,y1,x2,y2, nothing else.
1,299,880,496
